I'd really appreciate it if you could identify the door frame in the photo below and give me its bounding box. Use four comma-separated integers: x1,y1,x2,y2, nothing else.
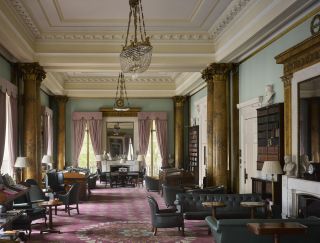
237,97,263,193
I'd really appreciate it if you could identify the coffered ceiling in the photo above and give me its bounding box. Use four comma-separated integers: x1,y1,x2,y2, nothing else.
0,0,319,97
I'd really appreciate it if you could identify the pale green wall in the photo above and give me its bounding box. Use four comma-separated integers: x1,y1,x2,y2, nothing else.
0,56,11,81
65,98,174,164
190,87,207,125
239,16,314,103
40,90,50,107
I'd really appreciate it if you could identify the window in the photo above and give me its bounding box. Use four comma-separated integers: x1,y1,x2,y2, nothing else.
1,94,13,176
78,126,96,172
145,120,162,177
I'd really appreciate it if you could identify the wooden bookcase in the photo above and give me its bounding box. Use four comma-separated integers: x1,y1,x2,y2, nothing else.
188,126,199,183
257,103,284,170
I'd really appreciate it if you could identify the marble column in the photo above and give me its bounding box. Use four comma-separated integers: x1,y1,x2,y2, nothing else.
55,96,68,171
202,63,231,188
20,63,46,183
281,74,293,156
173,96,185,169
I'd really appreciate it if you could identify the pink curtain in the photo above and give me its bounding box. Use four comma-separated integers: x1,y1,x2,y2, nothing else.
155,119,168,167
72,119,87,167
88,119,102,156
8,95,17,173
138,118,151,156
0,91,6,169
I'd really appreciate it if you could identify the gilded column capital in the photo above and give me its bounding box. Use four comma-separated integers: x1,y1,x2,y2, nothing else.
281,74,293,87
201,63,232,81
19,62,46,84
55,95,69,103
173,96,186,107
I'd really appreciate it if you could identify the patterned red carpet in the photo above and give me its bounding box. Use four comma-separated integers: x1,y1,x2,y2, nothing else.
29,183,213,242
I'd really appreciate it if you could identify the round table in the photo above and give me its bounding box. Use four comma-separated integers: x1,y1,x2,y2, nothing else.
38,200,63,234
240,201,266,219
202,201,226,218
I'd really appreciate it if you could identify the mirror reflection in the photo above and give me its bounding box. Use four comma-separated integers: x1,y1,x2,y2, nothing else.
106,122,134,160
298,77,320,178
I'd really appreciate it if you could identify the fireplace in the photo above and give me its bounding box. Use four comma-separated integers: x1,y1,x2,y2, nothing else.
297,194,320,218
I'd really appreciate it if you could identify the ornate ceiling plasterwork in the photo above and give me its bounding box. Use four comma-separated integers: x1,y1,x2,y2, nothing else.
209,0,252,39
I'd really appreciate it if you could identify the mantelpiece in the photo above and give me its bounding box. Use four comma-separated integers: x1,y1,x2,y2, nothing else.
275,30,320,218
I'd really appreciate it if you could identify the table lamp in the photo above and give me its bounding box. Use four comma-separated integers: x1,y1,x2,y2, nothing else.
42,155,52,171
262,160,283,203
15,157,29,182
137,154,145,170
120,158,126,164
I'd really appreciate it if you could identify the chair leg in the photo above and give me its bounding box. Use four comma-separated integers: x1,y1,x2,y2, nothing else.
68,205,71,216
55,206,57,215
77,204,80,214
153,227,157,236
178,227,180,231
181,226,184,236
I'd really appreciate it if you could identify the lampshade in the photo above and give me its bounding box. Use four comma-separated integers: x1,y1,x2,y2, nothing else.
120,158,126,164
262,161,283,175
136,154,144,162
95,155,103,161
41,155,52,164
14,157,28,168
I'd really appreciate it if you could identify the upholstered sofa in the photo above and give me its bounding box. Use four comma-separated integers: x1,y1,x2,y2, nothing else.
175,193,265,220
206,216,320,243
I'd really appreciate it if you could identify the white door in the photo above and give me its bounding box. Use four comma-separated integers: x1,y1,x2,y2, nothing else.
238,98,262,194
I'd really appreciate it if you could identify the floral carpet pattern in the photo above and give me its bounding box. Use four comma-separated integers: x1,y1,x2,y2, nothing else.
29,183,213,243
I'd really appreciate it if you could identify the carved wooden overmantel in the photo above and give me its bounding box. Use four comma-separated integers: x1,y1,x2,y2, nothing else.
275,32,320,157
100,107,141,117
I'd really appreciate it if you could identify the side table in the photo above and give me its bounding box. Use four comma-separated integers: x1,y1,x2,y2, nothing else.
38,200,63,234
240,201,266,219
202,201,226,218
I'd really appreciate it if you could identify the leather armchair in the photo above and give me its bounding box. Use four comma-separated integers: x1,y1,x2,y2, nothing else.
147,196,184,236
45,172,65,195
162,184,184,207
145,176,160,192
57,183,80,216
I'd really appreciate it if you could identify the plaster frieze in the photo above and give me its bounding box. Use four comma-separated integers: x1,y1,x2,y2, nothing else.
65,76,174,84
7,0,41,38
209,0,252,39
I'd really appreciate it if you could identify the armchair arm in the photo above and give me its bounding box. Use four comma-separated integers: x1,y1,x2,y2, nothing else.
158,208,177,213
205,216,220,233
155,212,182,217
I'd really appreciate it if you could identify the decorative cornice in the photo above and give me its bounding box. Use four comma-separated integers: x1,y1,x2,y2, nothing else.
66,76,174,83
37,33,213,42
201,63,232,81
210,0,252,39
7,0,41,38
276,33,320,76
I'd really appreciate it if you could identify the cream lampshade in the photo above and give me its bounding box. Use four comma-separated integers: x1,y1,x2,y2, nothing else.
95,155,103,161
15,157,29,182
41,155,52,170
120,158,126,164
136,155,144,162
262,161,283,203
15,157,28,168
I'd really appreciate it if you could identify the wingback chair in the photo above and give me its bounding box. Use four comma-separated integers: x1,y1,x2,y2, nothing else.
162,184,185,207
57,183,80,216
145,176,160,192
147,195,184,236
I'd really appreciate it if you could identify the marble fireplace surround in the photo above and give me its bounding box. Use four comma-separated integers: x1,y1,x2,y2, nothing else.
282,62,320,218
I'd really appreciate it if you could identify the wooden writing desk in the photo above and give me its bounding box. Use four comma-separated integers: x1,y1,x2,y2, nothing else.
63,172,88,201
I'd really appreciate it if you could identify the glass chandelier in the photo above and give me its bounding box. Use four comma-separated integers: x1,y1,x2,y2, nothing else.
120,0,152,73
113,72,130,111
